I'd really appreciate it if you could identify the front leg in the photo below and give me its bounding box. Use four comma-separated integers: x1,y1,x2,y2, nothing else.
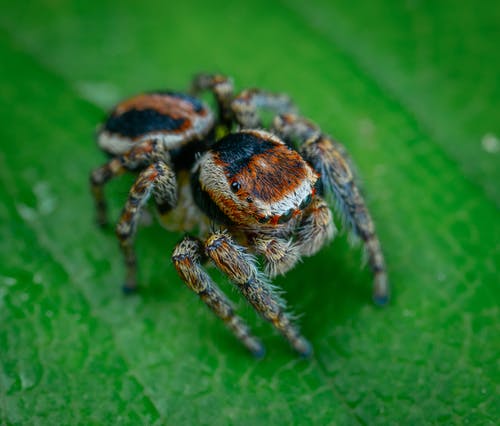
172,236,264,357
116,161,177,292
302,134,389,304
273,114,389,304
205,231,312,357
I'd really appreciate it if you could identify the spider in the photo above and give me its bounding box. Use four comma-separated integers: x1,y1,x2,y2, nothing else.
90,74,389,357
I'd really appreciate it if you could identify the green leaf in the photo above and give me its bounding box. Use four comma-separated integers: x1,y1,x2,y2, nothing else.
1,1,498,424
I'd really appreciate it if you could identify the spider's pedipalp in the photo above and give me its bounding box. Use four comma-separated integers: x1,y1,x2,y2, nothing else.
295,196,336,257
253,236,301,278
116,161,177,292
205,232,312,357
172,236,264,357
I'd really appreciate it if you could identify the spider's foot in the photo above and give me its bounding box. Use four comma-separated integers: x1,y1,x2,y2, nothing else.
122,284,138,295
373,292,390,306
295,337,313,359
250,342,266,359
373,272,390,306
240,333,266,359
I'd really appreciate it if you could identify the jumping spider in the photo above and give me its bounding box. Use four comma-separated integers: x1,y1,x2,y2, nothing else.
90,74,389,357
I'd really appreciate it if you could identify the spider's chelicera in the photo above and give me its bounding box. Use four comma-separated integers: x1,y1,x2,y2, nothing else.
90,74,389,357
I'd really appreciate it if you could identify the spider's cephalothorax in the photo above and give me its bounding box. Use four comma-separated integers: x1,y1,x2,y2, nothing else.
192,129,318,227
90,74,389,358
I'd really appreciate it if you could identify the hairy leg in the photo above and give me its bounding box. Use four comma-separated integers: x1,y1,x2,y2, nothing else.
252,236,301,278
272,114,358,178
116,161,176,292
273,114,389,304
90,158,125,226
231,89,297,128
90,138,170,226
302,135,389,303
190,73,235,127
296,196,336,257
190,74,297,130
172,236,264,357
205,231,312,357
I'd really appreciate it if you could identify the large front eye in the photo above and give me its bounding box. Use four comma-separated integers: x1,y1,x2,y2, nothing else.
230,181,241,192
299,194,312,209
278,209,293,223
258,215,270,224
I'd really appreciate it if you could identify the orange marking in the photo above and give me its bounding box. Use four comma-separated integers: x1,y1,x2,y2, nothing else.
218,144,312,204
147,170,159,182
114,93,206,122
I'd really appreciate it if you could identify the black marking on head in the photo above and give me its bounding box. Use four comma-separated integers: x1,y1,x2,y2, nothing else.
212,133,275,178
105,108,187,138
190,167,233,225
152,91,205,113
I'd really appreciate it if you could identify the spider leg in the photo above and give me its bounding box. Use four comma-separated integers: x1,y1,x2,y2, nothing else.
90,157,125,226
205,231,312,357
253,236,301,278
272,114,359,180
231,89,297,129
116,161,176,292
296,196,336,257
272,114,389,305
172,236,264,357
90,138,170,226
190,73,235,127
190,74,297,129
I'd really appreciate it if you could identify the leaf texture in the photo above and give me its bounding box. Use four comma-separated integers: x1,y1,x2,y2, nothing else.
0,1,499,424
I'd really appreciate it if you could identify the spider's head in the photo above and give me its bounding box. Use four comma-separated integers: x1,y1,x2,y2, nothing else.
193,129,318,226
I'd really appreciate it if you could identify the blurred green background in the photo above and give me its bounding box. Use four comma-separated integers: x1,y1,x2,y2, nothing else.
0,1,499,424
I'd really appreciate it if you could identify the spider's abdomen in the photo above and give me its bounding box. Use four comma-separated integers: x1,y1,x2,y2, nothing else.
97,91,214,155
193,130,318,226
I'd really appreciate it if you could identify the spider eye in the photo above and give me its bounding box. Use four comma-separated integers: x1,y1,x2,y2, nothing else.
230,181,241,192
258,215,270,224
299,194,312,209
278,209,294,223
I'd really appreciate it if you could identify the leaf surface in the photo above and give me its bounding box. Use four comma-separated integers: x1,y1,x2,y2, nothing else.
0,1,498,424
